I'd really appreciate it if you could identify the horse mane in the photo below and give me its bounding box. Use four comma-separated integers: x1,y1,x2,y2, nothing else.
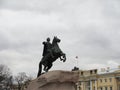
52,37,55,45
52,37,56,45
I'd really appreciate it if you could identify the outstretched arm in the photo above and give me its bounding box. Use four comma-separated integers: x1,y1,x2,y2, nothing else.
42,41,46,45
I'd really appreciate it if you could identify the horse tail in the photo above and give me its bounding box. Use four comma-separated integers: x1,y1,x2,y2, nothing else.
37,62,42,77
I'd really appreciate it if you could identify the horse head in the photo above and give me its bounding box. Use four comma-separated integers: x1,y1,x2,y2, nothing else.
52,36,61,45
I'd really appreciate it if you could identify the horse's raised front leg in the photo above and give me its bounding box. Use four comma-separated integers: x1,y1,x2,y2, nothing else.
60,54,66,62
60,56,63,61
63,54,66,62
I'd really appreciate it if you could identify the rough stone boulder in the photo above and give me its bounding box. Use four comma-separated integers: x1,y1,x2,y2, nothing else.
26,70,79,90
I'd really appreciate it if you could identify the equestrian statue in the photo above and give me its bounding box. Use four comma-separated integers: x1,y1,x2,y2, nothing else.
37,36,66,77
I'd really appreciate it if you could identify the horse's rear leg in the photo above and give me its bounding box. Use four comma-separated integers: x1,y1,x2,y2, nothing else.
46,63,53,72
37,62,42,77
43,66,47,71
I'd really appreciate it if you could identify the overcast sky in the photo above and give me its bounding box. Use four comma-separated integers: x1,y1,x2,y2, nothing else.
0,0,120,77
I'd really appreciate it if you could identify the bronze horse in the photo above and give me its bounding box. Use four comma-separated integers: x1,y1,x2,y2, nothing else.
37,37,66,77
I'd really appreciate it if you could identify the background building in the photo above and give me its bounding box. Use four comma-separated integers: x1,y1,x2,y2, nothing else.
76,67,120,90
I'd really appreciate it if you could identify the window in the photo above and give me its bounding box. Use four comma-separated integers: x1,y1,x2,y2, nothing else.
94,69,97,74
89,87,90,90
109,78,112,82
100,87,102,90
90,70,92,74
110,87,112,90
100,79,102,83
79,87,81,90
105,87,107,90
81,72,83,75
105,79,107,82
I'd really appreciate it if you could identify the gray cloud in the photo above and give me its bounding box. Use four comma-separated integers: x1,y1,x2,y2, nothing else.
0,0,120,77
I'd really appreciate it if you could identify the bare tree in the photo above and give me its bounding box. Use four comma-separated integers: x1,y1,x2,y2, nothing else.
15,72,28,90
0,64,13,90
0,64,11,77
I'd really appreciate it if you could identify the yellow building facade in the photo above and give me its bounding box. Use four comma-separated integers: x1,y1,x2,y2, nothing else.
76,69,120,90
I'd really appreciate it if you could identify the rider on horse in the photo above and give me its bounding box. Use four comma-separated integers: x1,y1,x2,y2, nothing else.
42,37,54,58
37,37,66,77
